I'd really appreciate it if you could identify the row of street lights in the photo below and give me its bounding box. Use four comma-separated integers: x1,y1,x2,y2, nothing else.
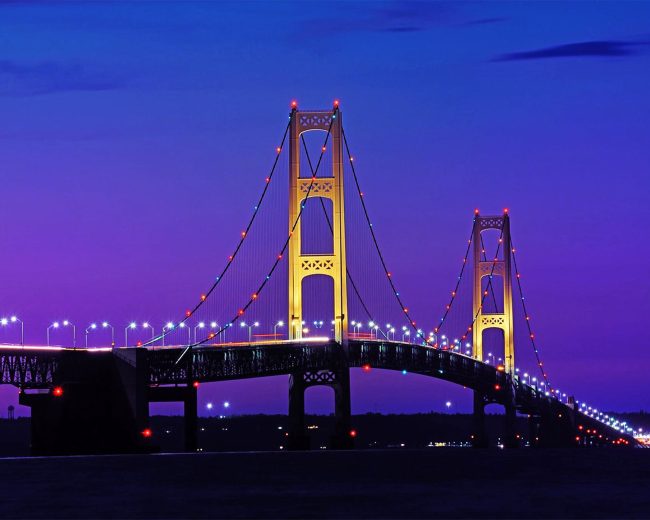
2,316,474,351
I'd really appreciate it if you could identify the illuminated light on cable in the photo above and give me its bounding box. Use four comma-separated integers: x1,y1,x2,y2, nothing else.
277,254,283,260
276,147,282,154
238,309,244,316
252,293,258,300
228,256,233,261
52,386,64,397
241,231,246,238
201,294,207,301
208,333,216,339
403,308,408,313
141,428,153,438
322,146,327,152
387,272,391,278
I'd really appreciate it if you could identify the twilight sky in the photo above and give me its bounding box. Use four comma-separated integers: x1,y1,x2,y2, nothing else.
1,1,649,416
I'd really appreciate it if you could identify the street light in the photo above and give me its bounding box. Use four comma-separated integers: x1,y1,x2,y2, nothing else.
209,321,221,342
194,322,206,343
46,321,59,346
274,320,284,339
162,322,175,346
1,316,23,346
178,322,191,344
445,401,452,410
142,322,155,344
85,323,97,348
313,320,324,329
402,326,410,343
124,322,137,347
351,321,361,335
100,322,115,347
47,320,75,347
240,321,259,342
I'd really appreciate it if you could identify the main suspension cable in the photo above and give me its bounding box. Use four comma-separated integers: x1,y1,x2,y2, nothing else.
341,127,424,341
458,219,505,345
300,134,375,325
510,238,552,389
140,112,294,348
433,217,476,340
175,107,338,363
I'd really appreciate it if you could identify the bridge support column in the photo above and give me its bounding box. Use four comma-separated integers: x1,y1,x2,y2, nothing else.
503,400,519,448
472,392,489,448
288,371,309,450
148,384,198,453
288,368,353,450
184,384,198,453
330,367,353,450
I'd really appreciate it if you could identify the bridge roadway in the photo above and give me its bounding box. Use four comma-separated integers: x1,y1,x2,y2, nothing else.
0,340,638,452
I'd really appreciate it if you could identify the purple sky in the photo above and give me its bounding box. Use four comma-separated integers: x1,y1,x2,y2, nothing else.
1,1,649,417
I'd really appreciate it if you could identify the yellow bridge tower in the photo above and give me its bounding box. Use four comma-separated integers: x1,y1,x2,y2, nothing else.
288,106,348,344
472,212,515,375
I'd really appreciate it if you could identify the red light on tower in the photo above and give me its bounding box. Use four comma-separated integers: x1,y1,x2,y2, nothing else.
193,381,200,389
349,429,357,438
362,364,371,372
52,386,64,397
141,428,153,438
494,384,501,391
290,100,298,109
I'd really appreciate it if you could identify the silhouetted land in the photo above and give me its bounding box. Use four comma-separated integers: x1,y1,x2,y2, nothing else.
1,412,648,455
0,449,648,518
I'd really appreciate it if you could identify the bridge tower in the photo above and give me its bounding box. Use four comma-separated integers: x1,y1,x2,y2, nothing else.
288,105,348,343
472,212,514,374
472,211,517,448
287,104,352,450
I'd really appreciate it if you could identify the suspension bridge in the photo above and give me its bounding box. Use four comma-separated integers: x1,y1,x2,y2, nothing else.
1,102,643,454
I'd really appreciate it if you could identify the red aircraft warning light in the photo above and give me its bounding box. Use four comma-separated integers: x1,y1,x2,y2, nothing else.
141,428,153,438
52,386,64,397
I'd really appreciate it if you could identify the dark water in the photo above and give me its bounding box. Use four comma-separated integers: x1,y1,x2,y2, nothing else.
0,449,647,518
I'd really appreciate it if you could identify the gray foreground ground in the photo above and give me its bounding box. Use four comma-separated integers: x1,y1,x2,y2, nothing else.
0,449,647,519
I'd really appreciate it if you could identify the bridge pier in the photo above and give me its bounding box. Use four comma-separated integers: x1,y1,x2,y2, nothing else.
472,392,489,448
19,350,150,455
148,384,198,452
503,400,519,449
288,368,353,450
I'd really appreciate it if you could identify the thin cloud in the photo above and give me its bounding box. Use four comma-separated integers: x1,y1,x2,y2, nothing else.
294,0,454,40
0,60,124,96
462,17,507,27
493,40,648,62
